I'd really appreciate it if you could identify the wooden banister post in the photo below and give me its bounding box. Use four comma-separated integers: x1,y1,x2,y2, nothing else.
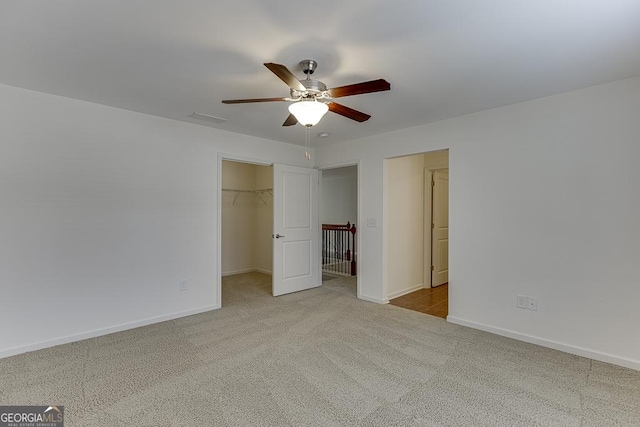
350,223,357,276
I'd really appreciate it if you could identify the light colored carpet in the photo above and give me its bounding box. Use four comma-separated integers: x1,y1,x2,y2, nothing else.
322,272,347,282
1,272,640,426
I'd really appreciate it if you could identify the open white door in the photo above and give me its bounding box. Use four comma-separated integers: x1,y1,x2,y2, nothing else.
431,169,449,286
272,164,320,296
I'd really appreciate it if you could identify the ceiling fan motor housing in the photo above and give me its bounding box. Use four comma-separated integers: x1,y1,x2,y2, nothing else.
291,79,327,99
288,59,328,99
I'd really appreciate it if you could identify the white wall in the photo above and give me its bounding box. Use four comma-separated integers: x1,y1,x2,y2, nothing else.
315,76,640,370
253,165,274,274
221,161,272,275
4,76,640,370
221,161,254,275
0,83,309,357
386,155,425,298
321,168,357,225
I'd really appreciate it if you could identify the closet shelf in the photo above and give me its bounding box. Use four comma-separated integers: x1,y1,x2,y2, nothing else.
222,188,273,205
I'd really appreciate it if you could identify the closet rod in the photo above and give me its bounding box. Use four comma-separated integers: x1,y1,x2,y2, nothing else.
222,188,273,205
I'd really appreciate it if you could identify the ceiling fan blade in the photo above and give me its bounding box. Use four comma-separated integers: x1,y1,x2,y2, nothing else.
222,97,288,104
264,63,306,91
282,113,298,126
328,102,371,122
327,79,390,98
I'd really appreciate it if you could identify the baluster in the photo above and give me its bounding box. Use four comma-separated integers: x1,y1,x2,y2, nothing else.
343,229,347,274
330,229,334,273
343,228,347,275
337,229,340,274
331,229,335,273
322,229,325,266
351,224,356,276
338,229,341,274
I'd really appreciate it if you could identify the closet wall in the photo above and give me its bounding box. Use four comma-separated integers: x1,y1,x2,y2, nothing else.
221,160,273,276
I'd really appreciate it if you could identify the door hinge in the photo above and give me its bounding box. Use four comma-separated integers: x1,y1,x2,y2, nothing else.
431,180,435,187
431,223,435,229
430,265,434,271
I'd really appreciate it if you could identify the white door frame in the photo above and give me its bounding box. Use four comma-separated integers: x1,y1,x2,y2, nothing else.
318,160,361,299
216,153,273,307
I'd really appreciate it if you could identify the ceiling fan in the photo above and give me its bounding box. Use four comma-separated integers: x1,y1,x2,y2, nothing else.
222,59,390,127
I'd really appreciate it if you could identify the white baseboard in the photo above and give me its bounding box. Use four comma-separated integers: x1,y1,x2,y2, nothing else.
0,305,218,359
358,293,389,304
387,283,425,300
222,268,254,277
447,316,640,371
222,268,272,277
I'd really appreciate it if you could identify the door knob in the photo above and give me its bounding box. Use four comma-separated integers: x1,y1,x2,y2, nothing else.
274,234,285,239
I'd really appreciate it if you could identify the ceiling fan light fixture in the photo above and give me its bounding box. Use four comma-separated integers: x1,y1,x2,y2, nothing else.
288,100,328,127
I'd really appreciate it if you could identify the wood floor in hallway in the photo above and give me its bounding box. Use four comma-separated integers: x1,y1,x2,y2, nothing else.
389,283,448,319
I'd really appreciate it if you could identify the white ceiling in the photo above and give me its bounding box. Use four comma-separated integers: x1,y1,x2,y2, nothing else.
1,1,639,148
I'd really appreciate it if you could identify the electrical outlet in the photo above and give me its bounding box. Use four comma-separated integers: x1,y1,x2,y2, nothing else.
179,279,188,292
517,295,528,309
528,296,538,311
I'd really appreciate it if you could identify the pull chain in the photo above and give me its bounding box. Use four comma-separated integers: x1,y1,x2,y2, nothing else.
305,125,311,160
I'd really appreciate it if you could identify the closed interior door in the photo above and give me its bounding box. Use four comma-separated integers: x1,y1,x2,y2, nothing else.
431,169,449,287
272,164,320,296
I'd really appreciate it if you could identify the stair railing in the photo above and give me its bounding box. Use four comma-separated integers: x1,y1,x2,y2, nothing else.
322,222,357,276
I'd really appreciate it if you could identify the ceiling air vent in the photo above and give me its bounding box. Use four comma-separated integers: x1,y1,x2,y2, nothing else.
188,112,227,124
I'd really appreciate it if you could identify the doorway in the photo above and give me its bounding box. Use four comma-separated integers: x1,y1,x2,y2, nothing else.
319,164,359,297
220,159,274,306
426,168,449,288
217,157,322,307
386,149,449,318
